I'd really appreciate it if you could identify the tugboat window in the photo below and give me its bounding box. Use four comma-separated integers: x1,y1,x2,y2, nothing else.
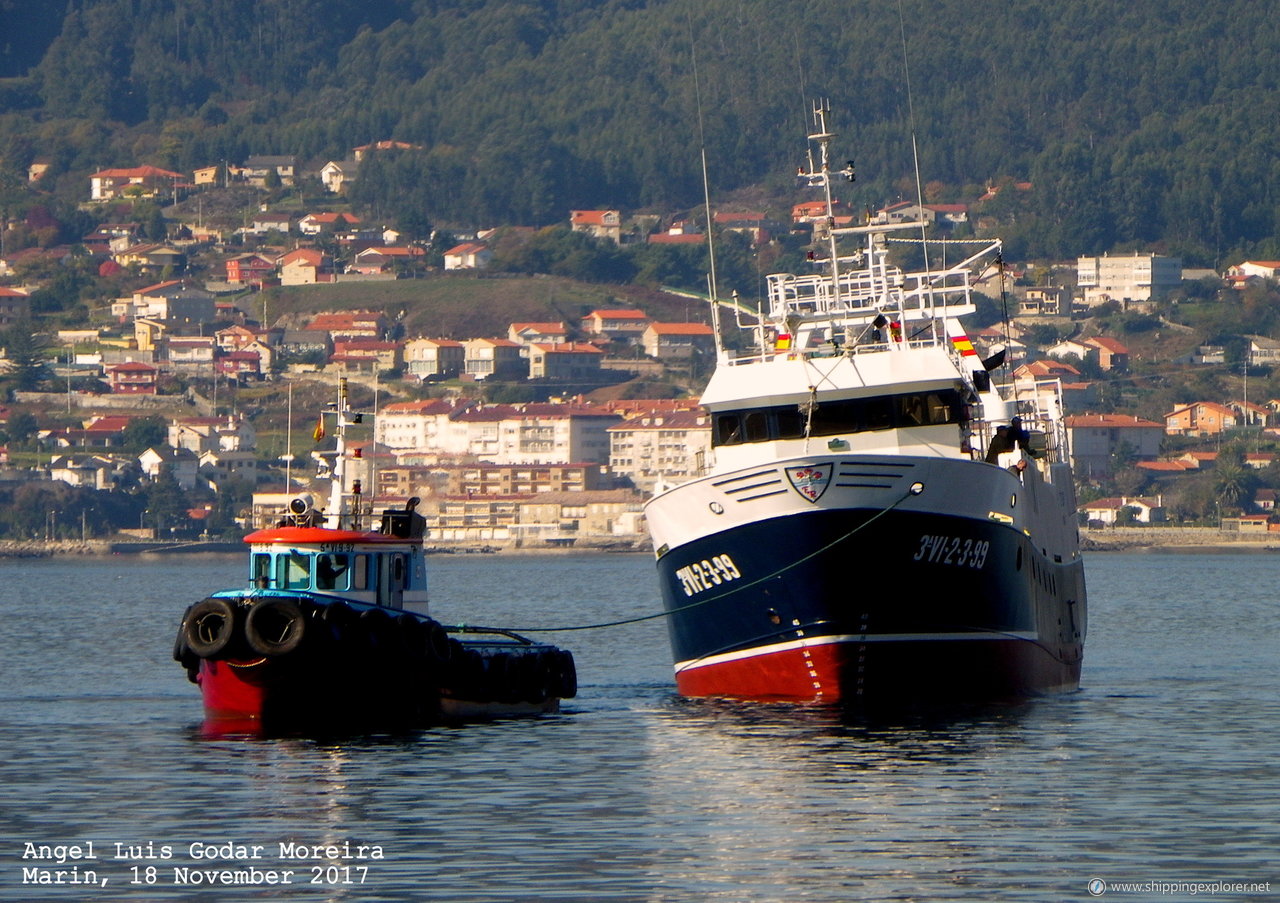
252,554,271,587
315,553,350,590
352,554,370,590
281,552,311,590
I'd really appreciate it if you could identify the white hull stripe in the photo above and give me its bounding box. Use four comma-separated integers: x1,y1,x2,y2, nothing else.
674,631,1041,673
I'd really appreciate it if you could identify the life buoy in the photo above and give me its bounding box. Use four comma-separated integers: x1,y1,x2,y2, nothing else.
244,597,306,657
182,598,239,658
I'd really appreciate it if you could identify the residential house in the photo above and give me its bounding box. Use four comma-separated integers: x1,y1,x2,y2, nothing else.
82,223,142,254
1227,260,1280,280
278,248,334,285
1084,336,1130,372
169,415,256,454
320,160,358,193
1247,335,1280,367
1081,496,1166,525
1018,286,1071,316
403,338,465,380
215,350,263,381
42,415,132,450
246,212,292,235
298,212,360,235
89,165,184,200
165,336,217,375
125,280,214,324
1174,451,1218,470
306,310,386,339
581,309,650,343
278,329,333,359
1245,452,1276,469
114,243,185,273
570,210,622,244
464,338,525,380
1063,413,1164,478
138,446,200,490
1254,488,1277,512
713,211,773,245
329,339,402,372
199,449,260,488
106,361,159,394
1164,402,1238,436
0,287,31,326
241,339,275,372
192,165,221,186
224,253,276,286
527,343,603,380
792,199,851,224
48,454,130,490
1047,338,1095,362
508,322,568,347
608,410,712,492
1221,514,1273,533
642,322,716,360
1231,399,1270,427
350,245,425,275
215,325,261,353
242,155,297,187
648,232,704,246
443,242,493,270
352,140,424,161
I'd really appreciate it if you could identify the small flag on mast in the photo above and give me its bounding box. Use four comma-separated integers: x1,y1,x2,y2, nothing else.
312,415,325,441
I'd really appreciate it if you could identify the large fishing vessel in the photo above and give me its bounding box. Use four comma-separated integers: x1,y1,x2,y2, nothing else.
644,103,1086,705
174,380,576,734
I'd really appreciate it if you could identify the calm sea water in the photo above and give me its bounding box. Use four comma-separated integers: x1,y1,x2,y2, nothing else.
0,551,1277,902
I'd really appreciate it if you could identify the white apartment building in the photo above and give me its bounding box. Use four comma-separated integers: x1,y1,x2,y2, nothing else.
608,410,712,492
376,401,621,465
375,399,466,450
1077,253,1181,306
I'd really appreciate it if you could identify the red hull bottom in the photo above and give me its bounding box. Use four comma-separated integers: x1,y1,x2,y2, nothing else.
197,658,558,737
674,636,1081,705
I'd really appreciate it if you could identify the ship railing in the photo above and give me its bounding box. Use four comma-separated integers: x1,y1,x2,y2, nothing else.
764,266,978,323
971,378,1070,465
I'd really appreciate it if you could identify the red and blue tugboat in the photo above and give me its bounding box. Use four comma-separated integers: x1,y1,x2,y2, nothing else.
174,381,576,734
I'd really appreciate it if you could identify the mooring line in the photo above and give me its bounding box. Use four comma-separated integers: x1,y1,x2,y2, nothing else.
488,486,918,634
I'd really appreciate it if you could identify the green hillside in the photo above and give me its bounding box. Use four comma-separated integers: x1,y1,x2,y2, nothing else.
3,0,1280,265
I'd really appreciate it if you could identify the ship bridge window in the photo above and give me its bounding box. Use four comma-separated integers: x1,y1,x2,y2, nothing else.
712,389,964,447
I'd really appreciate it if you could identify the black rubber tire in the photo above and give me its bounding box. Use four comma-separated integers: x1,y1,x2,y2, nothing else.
244,597,306,657
553,649,578,699
182,598,239,658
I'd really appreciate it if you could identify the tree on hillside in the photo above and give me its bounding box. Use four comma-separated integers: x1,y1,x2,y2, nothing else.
0,322,52,393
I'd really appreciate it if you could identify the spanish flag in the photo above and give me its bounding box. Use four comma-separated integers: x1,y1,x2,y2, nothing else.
312,415,325,441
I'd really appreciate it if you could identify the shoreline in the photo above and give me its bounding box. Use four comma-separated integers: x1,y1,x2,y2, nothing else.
4,528,1280,558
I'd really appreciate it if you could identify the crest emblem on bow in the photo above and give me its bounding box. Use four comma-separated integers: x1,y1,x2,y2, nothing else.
784,463,833,503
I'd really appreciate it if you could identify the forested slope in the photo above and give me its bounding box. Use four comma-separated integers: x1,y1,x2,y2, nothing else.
2,0,1280,264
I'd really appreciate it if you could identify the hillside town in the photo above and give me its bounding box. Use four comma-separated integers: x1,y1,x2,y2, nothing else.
5,147,1280,547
